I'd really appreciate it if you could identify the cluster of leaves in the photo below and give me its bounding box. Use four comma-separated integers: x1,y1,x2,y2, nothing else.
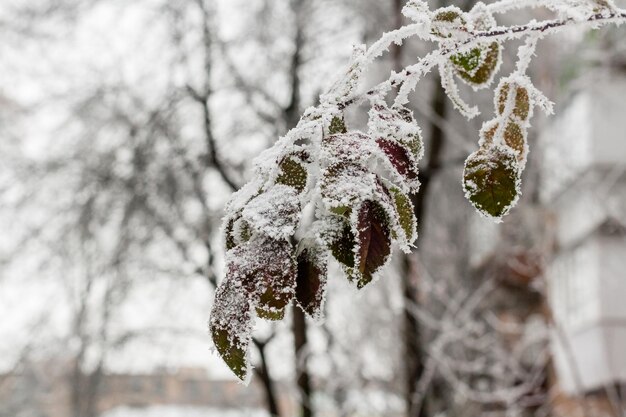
433,4,502,119
210,0,626,381
210,102,424,381
463,76,534,220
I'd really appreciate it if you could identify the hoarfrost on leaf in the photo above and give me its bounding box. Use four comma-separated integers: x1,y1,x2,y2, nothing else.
295,245,328,321
209,277,254,383
463,146,521,221
241,185,301,241
210,0,626,381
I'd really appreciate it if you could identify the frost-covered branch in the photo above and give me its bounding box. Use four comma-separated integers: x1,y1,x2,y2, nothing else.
210,0,626,382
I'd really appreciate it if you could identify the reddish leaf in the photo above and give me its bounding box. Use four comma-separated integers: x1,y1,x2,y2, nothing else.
355,200,392,288
295,248,328,319
228,237,296,321
376,138,418,181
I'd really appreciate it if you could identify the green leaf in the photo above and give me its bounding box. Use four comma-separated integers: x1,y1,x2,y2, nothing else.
355,201,392,288
209,278,253,381
450,47,482,74
401,134,423,160
451,42,500,87
390,187,417,243
329,116,347,135
256,303,285,321
224,215,252,250
224,217,238,250
276,156,308,193
295,248,327,319
330,222,356,270
463,147,521,219
330,205,351,218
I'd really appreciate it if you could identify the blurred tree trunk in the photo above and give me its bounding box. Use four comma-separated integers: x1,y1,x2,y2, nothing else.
194,1,283,415
286,2,314,416
391,0,449,414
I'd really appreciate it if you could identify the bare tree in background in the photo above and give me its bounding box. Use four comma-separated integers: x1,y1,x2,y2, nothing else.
0,0,347,416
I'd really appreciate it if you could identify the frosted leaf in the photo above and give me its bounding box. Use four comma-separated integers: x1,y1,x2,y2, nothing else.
276,152,309,193
328,116,347,135
226,216,253,249
368,103,424,162
368,103,423,191
329,220,357,276
439,63,480,119
496,81,531,121
478,120,528,167
503,121,528,163
209,277,254,382
224,177,263,214
322,44,366,105
450,4,502,89
295,245,328,321
376,138,420,188
320,131,379,168
227,236,296,321
450,43,501,89
241,185,301,241
478,119,500,148
321,163,377,215
223,179,260,251
463,146,521,221
402,0,431,25
469,2,497,30
326,199,393,289
389,186,417,250
352,200,392,289
431,6,467,39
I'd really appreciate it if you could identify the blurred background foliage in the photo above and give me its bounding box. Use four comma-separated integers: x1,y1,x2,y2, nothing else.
1,1,626,417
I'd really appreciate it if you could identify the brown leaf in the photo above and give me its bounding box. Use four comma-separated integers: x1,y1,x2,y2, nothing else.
355,200,392,288
295,248,328,319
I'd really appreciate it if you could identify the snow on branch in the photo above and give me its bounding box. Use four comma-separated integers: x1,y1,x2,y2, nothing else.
210,0,626,382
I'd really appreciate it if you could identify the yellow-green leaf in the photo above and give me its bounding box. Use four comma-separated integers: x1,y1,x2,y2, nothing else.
390,187,417,243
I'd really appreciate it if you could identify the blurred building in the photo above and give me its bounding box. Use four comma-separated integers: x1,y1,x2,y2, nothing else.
0,360,281,417
541,74,626,395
